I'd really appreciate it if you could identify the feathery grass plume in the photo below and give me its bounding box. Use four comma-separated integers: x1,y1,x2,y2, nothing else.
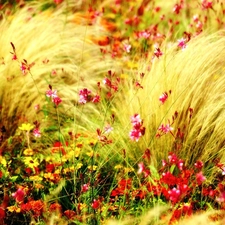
0,1,117,142
112,31,225,171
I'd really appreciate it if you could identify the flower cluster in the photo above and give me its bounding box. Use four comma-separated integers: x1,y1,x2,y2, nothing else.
46,85,62,106
129,114,145,142
78,88,100,104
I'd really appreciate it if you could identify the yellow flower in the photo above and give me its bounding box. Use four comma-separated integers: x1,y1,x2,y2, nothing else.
76,163,83,170
0,156,7,167
35,183,44,189
23,148,34,156
23,157,39,168
88,165,97,171
7,206,21,213
29,175,43,182
19,123,34,131
114,164,123,169
86,150,94,157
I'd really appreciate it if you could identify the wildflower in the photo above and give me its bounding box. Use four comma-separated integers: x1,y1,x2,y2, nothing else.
52,96,62,106
79,88,92,104
12,188,25,203
104,124,113,134
91,199,100,210
129,129,142,142
12,54,17,60
154,48,163,58
124,44,131,53
33,128,41,137
173,3,182,14
64,210,76,220
92,94,100,103
23,148,34,156
20,62,27,74
23,157,39,169
194,160,204,170
201,0,213,10
19,123,34,132
34,104,40,111
46,89,58,98
130,114,142,125
196,171,206,185
129,114,145,142
159,92,168,104
137,162,150,177
7,206,21,213
168,187,181,204
177,38,187,49
158,124,173,134
81,184,89,193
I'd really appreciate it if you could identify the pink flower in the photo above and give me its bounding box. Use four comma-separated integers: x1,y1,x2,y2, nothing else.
129,129,142,142
124,44,131,53
33,128,41,138
159,92,168,104
154,48,163,58
46,89,58,98
196,171,206,185
158,124,173,134
53,96,62,106
177,38,187,49
12,188,25,203
20,62,27,74
168,187,181,204
130,114,142,125
104,124,113,134
129,114,145,142
92,94,100,103
79,88,92,104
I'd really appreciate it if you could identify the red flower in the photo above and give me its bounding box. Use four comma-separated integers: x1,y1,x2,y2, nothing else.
91,199,100,210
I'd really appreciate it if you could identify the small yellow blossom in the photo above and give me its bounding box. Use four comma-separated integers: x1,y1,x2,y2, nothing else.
75,163,83,170
114,164,123,169
35,183,44,189
7,206,21,213
23,148,34,156
88,165,97,171
19,123,34,131
0,156,7,167
86,150,94,157
29,175,43,182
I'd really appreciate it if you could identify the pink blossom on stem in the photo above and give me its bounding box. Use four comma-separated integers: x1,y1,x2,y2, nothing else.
92,94,100,103
196,171,206,185
33,128,41,138
129,129,142,142
46,89,58,98
53,96,62,106
79,88,92,104
159,92,168,104
158,124,173,134
177,38,187,49
168,187,181,204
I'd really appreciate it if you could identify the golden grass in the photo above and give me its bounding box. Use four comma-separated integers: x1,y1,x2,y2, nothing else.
112,31,225,170
0,1,117,138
